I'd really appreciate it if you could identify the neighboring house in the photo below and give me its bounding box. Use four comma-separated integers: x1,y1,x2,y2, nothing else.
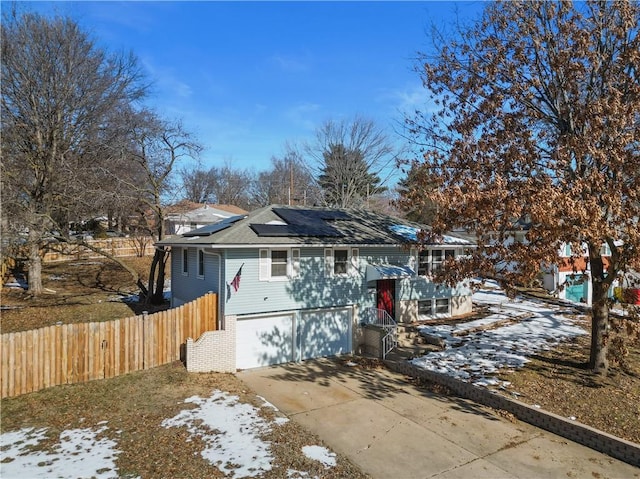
157,205,473,370
542,242,619,305
164,202,248,236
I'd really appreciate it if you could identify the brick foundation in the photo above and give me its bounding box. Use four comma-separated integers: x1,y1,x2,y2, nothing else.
186,315,236,373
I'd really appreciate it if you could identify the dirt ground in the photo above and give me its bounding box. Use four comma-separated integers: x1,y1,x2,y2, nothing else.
1,257,639,446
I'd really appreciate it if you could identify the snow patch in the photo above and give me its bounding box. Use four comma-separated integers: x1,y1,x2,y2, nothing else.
302,445,337,468
0,425,121,479
412,280,587,387
162,390,283,478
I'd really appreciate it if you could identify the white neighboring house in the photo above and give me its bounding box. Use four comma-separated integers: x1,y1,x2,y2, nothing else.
164,203,248,236
541,242,620,306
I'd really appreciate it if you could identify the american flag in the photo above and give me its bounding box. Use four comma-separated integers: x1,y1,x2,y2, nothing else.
231,264,243,292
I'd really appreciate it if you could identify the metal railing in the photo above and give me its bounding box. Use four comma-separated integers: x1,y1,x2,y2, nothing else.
363,308,398,359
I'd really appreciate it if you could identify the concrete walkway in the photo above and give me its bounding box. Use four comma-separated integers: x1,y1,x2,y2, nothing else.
239,358,640,479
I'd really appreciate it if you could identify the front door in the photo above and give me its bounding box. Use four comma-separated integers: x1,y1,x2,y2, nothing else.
376,279,395,319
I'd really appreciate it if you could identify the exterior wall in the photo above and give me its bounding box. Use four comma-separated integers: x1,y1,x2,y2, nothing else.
186,315,236,373
397,300,418,324
171,247,222,308
224,247,373,316
397,295,472,323
451,294,473,316
172,245,472,322
357,325,385,357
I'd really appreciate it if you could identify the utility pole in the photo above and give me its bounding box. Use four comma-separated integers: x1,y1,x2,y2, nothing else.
289,159,294,206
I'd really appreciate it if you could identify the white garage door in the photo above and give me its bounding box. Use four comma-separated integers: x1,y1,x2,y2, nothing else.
235,314,294,370
298,308,352,362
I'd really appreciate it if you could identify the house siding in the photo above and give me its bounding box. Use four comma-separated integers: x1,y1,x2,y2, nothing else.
224,247,366,316
171,247,222,307
171,245,472,321
220,246,469,317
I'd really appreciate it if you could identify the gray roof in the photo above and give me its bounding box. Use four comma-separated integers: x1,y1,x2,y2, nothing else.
156,205,473,249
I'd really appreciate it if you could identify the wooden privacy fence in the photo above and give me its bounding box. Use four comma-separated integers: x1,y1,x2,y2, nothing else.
0,293,218,399
42,237,154,263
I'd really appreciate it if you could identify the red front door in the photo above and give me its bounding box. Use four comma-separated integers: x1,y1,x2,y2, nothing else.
376,279,395,319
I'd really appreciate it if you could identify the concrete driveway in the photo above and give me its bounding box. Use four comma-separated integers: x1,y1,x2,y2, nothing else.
238,358,639,479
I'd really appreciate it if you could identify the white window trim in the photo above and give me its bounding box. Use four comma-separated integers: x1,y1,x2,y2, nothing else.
197,249,205,279
417,248,456,277
325,247,359,278
182,248,189,276
418,297,451,318
259,248,300,282
333,248,350,276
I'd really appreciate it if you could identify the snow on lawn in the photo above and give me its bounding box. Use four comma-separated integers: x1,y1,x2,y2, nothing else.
0,423,122,479
411,280,588,387
1,391,336,479
162,390,286,478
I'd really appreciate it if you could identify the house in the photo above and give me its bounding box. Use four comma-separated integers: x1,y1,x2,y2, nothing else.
164,201,248,236
157,205,474,370
542,242,619,305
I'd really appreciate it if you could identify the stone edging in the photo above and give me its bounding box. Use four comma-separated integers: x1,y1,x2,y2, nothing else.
384,359,640,468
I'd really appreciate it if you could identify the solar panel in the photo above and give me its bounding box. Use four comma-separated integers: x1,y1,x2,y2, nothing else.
182,215,245,237
250,208,349,237
273,208,350,225
250,222,343,237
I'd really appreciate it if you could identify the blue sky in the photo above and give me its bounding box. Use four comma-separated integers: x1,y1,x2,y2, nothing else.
11,1,486,183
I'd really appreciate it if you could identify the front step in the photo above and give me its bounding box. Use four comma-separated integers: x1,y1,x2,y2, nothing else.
388,324,442,361
395,324,445,349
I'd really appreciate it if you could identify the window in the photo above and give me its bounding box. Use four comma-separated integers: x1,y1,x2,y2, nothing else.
334,249,348,275
271,250,288,277
431,250,443,272
418,298,450,317
197,250,205,278
418,249,455,276
324,248,358,277
435,298,450,315
418,300,432,315
259,248,299,280
418,251,429,276
182,249,189,275
564,244,572,257
600,243,611,257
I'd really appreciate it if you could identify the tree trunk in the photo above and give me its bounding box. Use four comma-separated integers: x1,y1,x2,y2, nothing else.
27,239,43,295
589,252,610,374
147,247,168,305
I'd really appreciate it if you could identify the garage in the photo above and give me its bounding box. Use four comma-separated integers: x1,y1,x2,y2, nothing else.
565,274,588,303
298,308,352,361
235,314,294,370
235,307,352,369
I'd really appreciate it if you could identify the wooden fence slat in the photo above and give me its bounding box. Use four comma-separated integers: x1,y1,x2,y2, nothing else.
16,332,23,395
31,329,44,391
1,334,9,398
1,293,217,398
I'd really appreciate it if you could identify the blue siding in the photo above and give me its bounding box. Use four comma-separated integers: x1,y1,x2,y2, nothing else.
224,248,367,316
172,245,470,315
171,247,222,306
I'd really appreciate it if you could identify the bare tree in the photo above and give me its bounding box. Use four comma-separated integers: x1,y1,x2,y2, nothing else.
1,11,147,295
303,117,398,209
405,0,640,374
207,161,256,210
252,150,321,207
180,160,216,203
119,109,201,304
